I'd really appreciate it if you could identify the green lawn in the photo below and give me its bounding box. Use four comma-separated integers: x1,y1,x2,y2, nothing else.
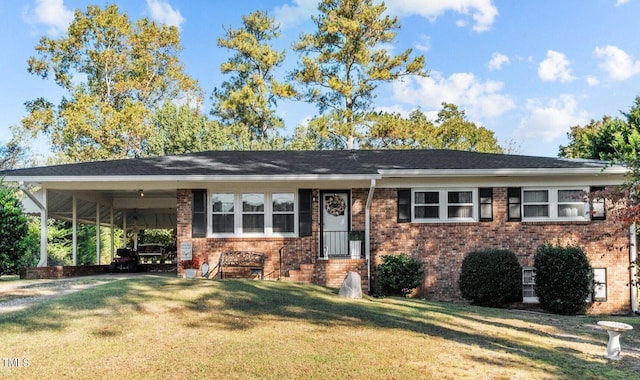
1,275,639,379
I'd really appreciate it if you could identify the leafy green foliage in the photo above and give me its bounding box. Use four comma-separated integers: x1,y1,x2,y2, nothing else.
459,249,522,306
20,4,200,162
375,254,423,297
0,187,29,275
291,0,426,149
363,105,503,152
211,10,295,148
534,242,593,315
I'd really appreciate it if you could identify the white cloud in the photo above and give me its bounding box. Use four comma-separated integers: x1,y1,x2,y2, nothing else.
22,0,73,36
594,45,640,81
415,34,431,52
391,71,515,119
387,0,499,32
515,95,589,142
538,50,575,82
146,0,185,28
488,52,510,71
273,0,317,29
586,76,600,87
616,0,630,6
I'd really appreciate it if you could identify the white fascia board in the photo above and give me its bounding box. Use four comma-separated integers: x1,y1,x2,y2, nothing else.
4,174,381,184
377,167,628,177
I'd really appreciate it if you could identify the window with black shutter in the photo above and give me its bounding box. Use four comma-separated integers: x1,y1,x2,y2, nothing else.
192,190,207,237
298,189,312,237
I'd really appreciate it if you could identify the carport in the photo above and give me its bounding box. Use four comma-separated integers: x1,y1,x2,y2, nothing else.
19,185,178,267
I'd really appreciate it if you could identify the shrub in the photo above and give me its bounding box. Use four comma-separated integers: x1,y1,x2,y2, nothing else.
0,186,29,275
459,249,522,306
534,242,593,315
375,254,423,297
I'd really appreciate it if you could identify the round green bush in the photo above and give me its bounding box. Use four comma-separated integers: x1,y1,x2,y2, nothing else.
534,242,592,315
459,249,522,306
375,253,424,297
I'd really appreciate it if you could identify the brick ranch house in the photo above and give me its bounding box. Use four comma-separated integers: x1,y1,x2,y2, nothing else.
2,149,637,314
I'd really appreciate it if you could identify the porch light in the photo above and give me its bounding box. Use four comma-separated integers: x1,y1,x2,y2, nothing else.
139,189,144,197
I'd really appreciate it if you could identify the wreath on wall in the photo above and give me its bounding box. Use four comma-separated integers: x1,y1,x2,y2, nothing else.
324,195,346,216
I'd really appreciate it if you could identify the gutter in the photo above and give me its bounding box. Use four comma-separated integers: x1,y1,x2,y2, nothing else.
631,223,638,314
365,178,376,294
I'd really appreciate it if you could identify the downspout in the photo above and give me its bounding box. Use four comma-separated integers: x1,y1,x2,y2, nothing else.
365,178,376,294
630,223,638,314
19,182,47,267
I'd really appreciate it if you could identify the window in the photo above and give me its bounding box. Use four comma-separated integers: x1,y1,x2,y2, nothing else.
242,193,265,233
414,191,439,219
522,267,538,303
397,189,411,223
212,193,234,233
211,192,296,236
593,268,607,302
413,189,477,222
519,187,590,221
272,193,294,233
523,190,549,218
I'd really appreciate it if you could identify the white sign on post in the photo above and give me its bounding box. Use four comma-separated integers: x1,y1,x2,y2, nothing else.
180,242,193,261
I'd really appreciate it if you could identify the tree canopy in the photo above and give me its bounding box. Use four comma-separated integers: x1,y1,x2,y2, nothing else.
20,4,200,162
211,10,295,149
0,186,30,275
560,96,640,226
291,0,426,149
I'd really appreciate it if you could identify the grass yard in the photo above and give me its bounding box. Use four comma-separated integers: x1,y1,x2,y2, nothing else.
1,275,639,379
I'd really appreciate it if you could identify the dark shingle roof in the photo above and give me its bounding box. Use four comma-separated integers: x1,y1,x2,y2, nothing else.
1,149,610,178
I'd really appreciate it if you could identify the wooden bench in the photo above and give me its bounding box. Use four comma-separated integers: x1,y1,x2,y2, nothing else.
219,251,265,279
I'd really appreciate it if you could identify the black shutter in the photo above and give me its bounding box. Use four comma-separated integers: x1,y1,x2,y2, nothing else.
507,187,521,221
590,186,606,220
397,189,411,223
299,189,312,237
479,188,493,221
192,190,207,238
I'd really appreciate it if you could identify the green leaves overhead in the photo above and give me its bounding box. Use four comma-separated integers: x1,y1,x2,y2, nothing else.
211,11,295,148
21,4,200,162
291,0,426,149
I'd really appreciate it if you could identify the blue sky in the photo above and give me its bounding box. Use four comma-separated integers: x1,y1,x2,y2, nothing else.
1,0,639,159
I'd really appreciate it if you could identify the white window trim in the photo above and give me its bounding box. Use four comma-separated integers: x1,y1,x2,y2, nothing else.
412,188,478,223
522,187,590,222
209,191,298,238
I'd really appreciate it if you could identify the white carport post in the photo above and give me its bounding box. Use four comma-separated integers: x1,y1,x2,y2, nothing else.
19,183,48,267
110,206,115,262
96,203,101,264
72,196,77,266
122,211,127,248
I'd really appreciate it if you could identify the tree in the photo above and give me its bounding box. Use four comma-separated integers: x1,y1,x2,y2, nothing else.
362,105,503,152
211,10,295,148
291,0,426,149
144,102,227,156
19,4,200,163
0,186,29,275
433,103,503,153
0,139,28,170
559,97,640,226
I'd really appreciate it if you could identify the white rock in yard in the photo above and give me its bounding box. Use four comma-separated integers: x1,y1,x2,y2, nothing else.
339,271,363,299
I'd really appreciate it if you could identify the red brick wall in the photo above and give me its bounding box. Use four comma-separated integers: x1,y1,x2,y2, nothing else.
177,187,632,314
369,187,631,314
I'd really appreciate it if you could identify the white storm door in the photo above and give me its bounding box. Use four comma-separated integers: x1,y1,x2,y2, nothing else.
321,192,349,257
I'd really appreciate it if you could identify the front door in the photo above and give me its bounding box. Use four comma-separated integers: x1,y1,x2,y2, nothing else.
321,191,350,257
